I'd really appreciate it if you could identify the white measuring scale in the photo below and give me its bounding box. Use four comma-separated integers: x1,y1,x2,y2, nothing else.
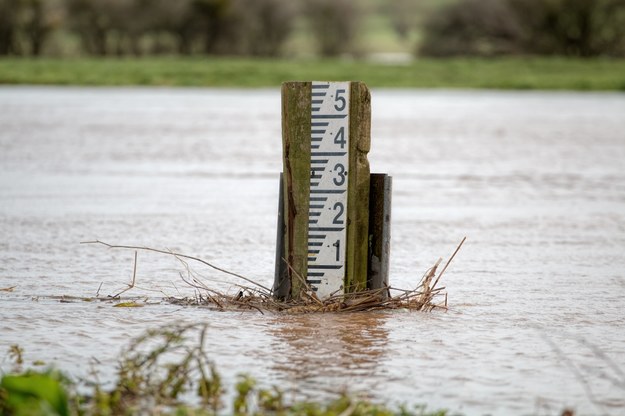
306,81,350,298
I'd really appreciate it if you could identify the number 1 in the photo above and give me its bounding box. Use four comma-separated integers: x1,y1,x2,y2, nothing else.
333,240,340,262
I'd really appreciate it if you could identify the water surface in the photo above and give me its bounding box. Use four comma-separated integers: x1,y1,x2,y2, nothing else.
1,87,624,415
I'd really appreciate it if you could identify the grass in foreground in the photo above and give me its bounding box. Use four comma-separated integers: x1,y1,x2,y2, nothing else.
1,325,450,416
1,57,625,90
0,324,582,416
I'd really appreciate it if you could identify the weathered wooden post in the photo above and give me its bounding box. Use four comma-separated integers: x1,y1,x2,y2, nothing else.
368,173,392,296
274,81,391,301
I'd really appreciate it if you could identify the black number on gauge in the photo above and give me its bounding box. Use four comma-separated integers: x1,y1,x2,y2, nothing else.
333,239,341,261
333,163,346,186
332,202,344,224
334,89,346,111
334,127,346,149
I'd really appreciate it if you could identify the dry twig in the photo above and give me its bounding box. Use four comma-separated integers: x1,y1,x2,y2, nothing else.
81,240,270,293
112,251,138,298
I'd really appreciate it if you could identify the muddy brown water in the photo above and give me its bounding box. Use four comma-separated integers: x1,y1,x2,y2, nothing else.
1,87,624,415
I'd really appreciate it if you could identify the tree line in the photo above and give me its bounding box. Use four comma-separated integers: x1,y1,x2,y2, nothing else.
1,0,624,58
420,0,625,57
0,0,358,57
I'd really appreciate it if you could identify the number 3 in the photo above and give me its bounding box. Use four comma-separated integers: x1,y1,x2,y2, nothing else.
333,163,346,186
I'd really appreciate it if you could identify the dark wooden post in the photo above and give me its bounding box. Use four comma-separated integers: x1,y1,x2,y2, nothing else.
368,174,392,294
273,173,290,299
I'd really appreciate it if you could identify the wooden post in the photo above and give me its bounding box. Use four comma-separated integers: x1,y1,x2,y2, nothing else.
274,82,371,299
281,82,311,299
368,174,392,295
273,173,289,299
345,82,371,293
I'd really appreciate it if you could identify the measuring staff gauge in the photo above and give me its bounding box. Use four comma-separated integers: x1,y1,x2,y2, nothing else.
306,81,350,299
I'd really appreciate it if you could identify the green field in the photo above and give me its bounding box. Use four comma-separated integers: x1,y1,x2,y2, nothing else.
1,57,625,90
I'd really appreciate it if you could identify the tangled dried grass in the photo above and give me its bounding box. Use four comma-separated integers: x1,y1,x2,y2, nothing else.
82,238,465,314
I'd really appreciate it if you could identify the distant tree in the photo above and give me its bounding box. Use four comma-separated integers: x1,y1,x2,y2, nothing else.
595,0,625,56
508,0,625,57
192,0,234,54
0,0,63,56
0,0,21,55
166,1,204,55
303,0,361,57
235,0,296,57
420,0,523,57
65,0,113,55
63,0,264,56
64,0,148,56
21,0,63,55
130,0,200,55
419,0,625,57
388,0,418,40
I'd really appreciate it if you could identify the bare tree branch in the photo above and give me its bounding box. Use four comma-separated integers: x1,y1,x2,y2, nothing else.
81,240,271,293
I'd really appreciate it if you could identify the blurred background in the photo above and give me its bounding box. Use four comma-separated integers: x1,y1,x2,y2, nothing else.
1,0,624,60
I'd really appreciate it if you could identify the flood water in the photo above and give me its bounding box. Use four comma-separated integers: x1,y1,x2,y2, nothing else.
1,86,624,415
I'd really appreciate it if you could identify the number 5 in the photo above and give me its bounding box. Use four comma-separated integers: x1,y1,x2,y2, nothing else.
334,89,346,111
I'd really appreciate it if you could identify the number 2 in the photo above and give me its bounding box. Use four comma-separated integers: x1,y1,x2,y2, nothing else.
332,202,344,224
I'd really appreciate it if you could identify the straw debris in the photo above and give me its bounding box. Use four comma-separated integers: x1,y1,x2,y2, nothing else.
81,237,466,314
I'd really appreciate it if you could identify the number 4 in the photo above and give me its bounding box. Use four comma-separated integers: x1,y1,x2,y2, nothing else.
334,127,346,149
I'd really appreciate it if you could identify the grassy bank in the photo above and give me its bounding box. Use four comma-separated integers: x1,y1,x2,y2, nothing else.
1,325,451,416
1,324,579,416
1,57,625,90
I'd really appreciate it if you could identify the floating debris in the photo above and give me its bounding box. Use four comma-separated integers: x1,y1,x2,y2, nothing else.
82,238,465,314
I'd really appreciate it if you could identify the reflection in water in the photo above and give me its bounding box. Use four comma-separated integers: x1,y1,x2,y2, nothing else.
268,312,389,400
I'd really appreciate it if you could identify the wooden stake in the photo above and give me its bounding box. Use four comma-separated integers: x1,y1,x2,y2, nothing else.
279,81,371,299
368,173,392,294
281,82,311,298
345,82,371,293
